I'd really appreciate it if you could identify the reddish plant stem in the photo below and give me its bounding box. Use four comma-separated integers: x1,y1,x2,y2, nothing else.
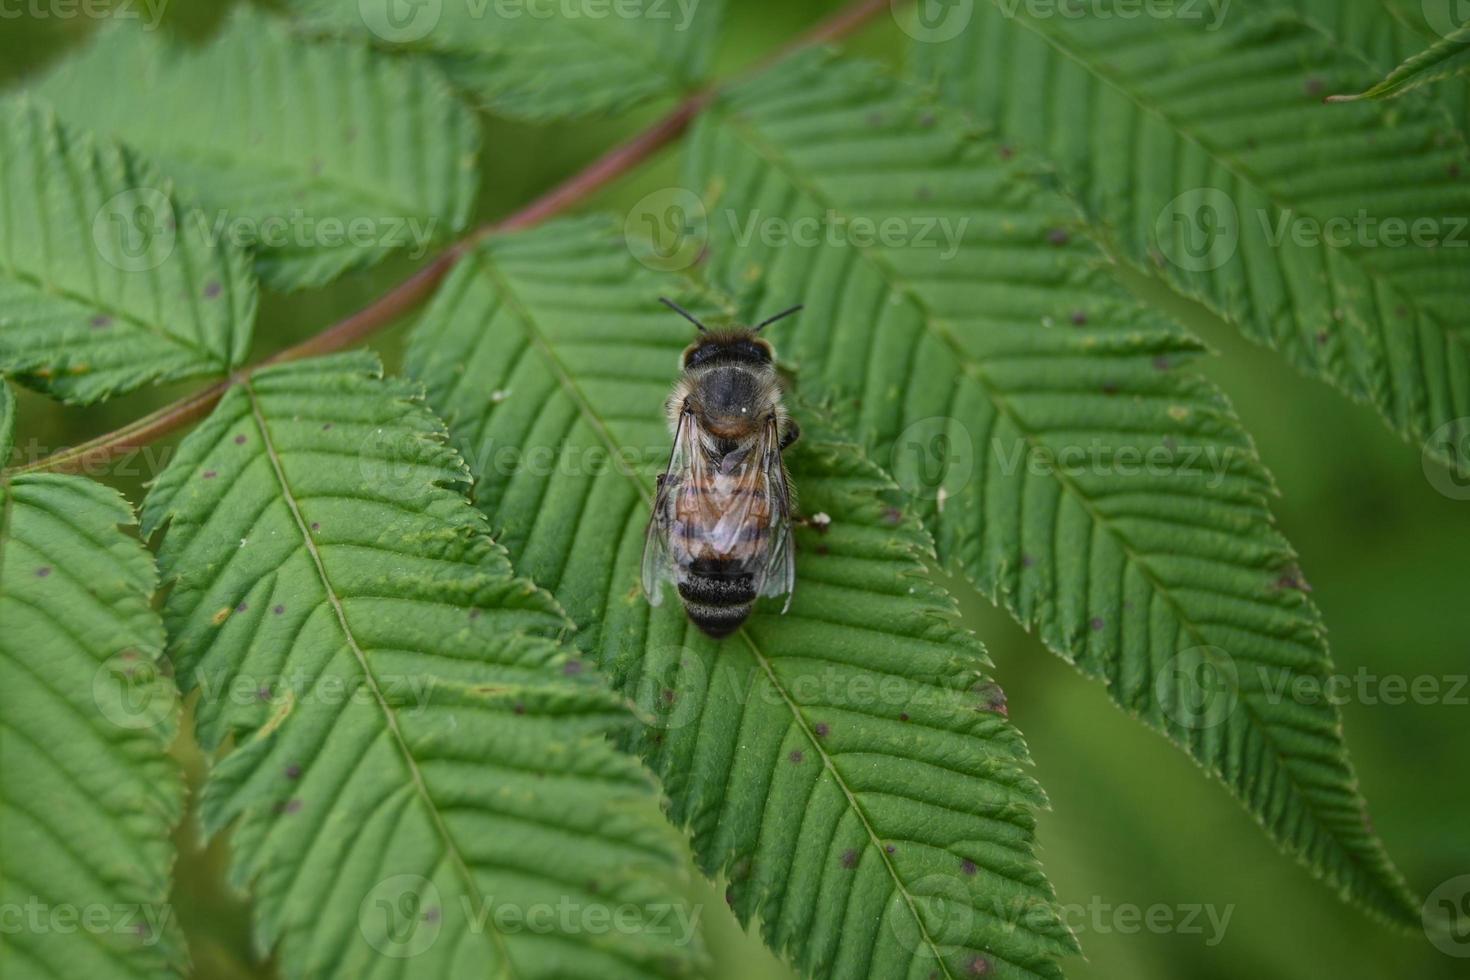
8,0,900,478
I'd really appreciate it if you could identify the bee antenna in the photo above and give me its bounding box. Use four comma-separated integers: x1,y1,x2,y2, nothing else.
754,304,803,332
659,297,708,333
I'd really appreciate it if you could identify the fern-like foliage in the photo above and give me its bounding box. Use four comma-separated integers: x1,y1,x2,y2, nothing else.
684,51,1420,925
406,217,1077,980
911,2,1470,478
0,384,185,978
289,0,724,121
1329,23,1470,102
0,97,255,402
140,353,703,980
33,7,480,291
1275,0,1470,123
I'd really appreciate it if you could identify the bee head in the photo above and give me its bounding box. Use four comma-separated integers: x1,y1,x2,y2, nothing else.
682,332,772,370
659,299,800,370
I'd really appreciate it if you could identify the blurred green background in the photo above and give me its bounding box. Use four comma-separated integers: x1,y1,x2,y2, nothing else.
3,2,1468,978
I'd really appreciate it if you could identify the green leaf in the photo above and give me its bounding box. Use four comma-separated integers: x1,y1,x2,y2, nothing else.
685,52,1421,925
33,8,480,292
911,2,1470,478
0,97,255,403
140,352,703,980
1272,0,1470,127
406,217,1076,980
1328,23,1470,101
1,464,185,977
0,382,13,462
289,0,723,121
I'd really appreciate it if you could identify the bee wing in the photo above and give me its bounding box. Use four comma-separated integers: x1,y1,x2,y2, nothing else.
754,419,796,611
642,408,698,606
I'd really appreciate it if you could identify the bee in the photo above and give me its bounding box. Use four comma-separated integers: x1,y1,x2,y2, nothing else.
641,298,803,638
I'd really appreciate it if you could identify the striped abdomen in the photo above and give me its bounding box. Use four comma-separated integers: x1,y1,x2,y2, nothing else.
671,466,770,638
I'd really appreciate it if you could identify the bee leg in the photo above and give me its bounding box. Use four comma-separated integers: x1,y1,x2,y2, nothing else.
779,417,801,452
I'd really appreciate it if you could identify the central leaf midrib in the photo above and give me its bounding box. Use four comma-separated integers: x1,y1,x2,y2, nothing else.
241,379,521,977
710,99,1389,898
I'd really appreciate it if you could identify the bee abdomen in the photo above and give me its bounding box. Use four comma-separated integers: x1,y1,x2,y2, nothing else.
678,562,756,638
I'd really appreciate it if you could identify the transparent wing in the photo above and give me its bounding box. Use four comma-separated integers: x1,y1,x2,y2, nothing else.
641,408,697,606
753,419,796,610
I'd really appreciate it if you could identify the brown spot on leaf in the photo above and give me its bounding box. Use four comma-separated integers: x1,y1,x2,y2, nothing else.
841,849,860,869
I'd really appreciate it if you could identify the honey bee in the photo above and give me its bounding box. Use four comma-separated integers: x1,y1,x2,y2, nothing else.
641,298,803,638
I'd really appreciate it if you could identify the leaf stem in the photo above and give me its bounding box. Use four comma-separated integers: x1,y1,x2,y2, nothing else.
7,0,900,478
